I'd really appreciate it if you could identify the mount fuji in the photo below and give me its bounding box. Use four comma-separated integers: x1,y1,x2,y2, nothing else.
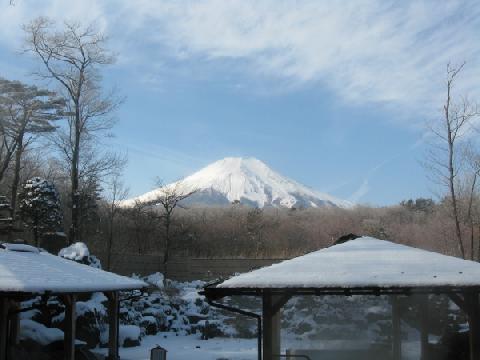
123,157,352,208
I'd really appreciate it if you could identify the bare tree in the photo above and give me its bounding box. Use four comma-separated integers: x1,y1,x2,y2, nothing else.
23,17,121,244
0,81,20,184
0,78,64,217
127,200,155,255
150,179,196,280
460,146,480,260
103,174,129,271
426,63,479,258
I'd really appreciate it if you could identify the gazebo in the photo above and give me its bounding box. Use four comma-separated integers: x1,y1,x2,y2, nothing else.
0,243,146,360
202,236,480,360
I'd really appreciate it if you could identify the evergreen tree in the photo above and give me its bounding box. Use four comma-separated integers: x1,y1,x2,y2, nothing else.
19,177,63,247
0,78,64,216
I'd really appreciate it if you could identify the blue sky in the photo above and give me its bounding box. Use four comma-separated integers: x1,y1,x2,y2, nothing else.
1,0,479,205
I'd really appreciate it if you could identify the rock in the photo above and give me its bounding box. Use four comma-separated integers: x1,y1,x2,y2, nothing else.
140,316,159,335
200,320,223,340
123,337,141,348
76,311,101,348
119,325,141,348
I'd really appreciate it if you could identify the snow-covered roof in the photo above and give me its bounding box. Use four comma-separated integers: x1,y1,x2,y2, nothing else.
0,246,146,294
217,237,480,290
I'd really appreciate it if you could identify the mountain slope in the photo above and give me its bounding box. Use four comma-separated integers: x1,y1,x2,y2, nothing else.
122,157,352,208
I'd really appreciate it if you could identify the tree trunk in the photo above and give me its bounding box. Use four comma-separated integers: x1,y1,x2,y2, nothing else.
69,103,81,245
0,141,16,184
106,212,114,271
467,175,477,261
477,225,480,262
163,215,170,281
10,132,24,220
33,215,39,248
445,79,465,259
471,224,475,261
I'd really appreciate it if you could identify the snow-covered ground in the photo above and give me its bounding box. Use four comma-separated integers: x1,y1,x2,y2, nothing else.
94,333,258,360
94,333,423,360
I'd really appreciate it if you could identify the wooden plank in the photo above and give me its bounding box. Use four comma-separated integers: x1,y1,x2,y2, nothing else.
106,292,120,360
63,294,76,360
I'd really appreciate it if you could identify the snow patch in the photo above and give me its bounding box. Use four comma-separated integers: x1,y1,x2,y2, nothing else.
119,325,141,343
1,243,40,253
19,319,64,345
59,242,90,261
144,272,164,289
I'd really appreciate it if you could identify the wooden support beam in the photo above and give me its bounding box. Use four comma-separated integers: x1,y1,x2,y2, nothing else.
464,293,480,360
106,292,120,360
0,298,9,360
392,296,402,360
271,294,291,315
449,293,467,313
8,300,19,360
263,293,282,360
63,294,77,360
419,295,429,360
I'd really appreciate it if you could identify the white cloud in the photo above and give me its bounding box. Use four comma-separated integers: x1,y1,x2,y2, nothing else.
121,0,480,110
0,0,108,46
1,0,480,113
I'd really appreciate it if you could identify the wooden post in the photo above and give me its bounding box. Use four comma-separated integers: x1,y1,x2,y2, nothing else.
465,293,480,360
8,300,19,360
0,297,9,360
272,309,281,357
392,296,401,360
63,294,77,360
263,293,281,360
419,295,429,360
106,292,120,360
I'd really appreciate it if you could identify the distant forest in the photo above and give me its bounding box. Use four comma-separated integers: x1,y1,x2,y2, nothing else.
85,197,478,261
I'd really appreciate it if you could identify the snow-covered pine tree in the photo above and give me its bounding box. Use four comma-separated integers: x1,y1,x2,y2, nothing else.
19,177,63,247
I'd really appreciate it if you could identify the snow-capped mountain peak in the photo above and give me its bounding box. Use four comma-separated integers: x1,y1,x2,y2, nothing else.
122,157,352,208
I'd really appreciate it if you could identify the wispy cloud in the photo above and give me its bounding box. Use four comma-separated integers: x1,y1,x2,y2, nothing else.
2,0,480,114
349,159,391,203
122,0,480,112
348,133,430,203
349,179,370,204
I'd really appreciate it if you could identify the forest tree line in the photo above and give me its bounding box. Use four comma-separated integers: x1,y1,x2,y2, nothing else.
84,196,480,263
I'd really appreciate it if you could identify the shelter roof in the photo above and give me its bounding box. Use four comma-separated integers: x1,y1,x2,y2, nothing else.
0,244,145,294
213,237,480,293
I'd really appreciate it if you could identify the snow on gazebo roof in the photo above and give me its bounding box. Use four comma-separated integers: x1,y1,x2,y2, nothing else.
0,245,146,294
217,237,480,290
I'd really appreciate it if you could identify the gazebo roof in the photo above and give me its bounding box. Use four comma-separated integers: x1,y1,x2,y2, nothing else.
207,237,480,297
0,245,146,294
